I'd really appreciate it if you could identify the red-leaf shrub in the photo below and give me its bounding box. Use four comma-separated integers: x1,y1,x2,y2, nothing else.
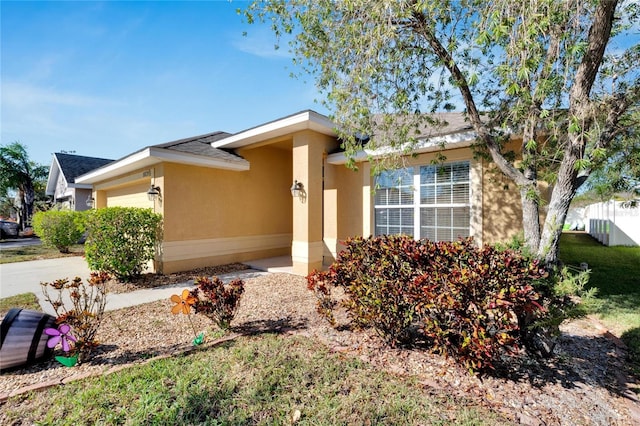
190,276,245,330
307,235,549,371
308,235,423,345
307,271,338,326
406,239,547,371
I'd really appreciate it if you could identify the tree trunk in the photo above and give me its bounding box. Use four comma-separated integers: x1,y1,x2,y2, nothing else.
536,0,617,266
520,184,541,254
537,143,580,265
23,180,35,228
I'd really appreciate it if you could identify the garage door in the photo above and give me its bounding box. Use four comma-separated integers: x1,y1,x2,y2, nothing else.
106,182,154,209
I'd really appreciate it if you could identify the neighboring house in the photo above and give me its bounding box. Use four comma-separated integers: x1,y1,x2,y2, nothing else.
76,110,533,275
46,153,114,211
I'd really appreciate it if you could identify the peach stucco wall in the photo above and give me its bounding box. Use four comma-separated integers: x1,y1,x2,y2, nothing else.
323,163,364,263
95,146,293,274
159,146,293,273
480,161,524,244
291,131,339,274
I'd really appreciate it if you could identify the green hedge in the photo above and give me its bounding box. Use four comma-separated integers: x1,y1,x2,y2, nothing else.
84,207,163,280
32,210,86,253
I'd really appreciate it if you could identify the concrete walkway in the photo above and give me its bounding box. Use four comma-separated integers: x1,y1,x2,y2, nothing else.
0,257,269,316
101,269,268,314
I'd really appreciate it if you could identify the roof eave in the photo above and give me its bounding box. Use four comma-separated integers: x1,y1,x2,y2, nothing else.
212,111,336,149
76,147,250,184
45,155,63,195
326,130,478,165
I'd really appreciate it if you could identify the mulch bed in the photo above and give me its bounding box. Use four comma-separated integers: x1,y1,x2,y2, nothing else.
1,270,639,425
104,262,249,293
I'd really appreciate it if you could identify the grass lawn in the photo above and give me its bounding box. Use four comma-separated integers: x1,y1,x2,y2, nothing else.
1,334,506,425
0,242,84,264
0,293,41,317
559,232,640,370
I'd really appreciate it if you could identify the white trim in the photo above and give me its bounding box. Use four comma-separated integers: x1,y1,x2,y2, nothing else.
470,159,483,245
162,233,292,262
322,237,339,259
212,111,336,149
45,156,62,195
76,148,159,183
326,131,478,165
76,147,250,184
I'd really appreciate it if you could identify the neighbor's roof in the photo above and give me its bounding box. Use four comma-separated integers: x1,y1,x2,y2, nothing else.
75,131,250,184
54,153,114,183
46,153,114,195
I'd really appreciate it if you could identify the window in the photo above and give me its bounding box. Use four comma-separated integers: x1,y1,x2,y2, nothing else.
374,161,471,241
374,169,414,237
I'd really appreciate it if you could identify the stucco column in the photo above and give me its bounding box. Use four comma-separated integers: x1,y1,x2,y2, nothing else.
291,131,331,275
94,190,107,209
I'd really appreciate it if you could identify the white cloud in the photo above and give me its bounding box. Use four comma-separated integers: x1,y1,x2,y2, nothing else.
2,81,122,110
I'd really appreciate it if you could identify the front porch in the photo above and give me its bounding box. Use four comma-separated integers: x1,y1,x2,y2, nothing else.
244,255,296,275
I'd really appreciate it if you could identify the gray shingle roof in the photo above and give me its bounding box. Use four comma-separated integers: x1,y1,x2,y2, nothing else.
373,112,475,139
416,112,474,137
152,131,244,163
54,153,114,183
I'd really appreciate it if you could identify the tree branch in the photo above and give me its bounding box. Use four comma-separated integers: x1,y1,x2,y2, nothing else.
409,9,529,186
594,82,640,152
569,0,618,108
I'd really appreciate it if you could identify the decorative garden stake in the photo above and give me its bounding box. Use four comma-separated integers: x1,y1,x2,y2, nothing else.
170,289,204,346
192,332,205,346
45,323,78,367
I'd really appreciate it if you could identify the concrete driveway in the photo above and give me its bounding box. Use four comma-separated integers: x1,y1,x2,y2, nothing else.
0,256,91,299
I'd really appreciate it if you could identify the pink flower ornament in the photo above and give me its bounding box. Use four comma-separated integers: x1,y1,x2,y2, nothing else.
45,323,77,354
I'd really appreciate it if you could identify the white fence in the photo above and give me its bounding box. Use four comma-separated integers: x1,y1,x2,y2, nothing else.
584,201,640,246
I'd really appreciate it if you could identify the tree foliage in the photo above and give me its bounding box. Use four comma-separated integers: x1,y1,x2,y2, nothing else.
243,0,640,264
578,109,640,203
0,141,49,227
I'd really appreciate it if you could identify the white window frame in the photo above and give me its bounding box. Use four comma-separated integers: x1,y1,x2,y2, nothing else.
374,160,472,241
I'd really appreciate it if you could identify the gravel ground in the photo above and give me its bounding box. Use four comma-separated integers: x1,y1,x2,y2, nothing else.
1,271,639,425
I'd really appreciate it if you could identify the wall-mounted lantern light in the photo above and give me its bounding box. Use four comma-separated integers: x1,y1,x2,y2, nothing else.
86,196,95,208
290,180,304,199
147,185,161,202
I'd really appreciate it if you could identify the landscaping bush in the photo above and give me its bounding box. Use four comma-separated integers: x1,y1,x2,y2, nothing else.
308,235,421,345
40,272,110,362
308,235,555,372
84,207,162,280
32,210,86,253
190,276,245,330
520,265,598,356
406,239,547,371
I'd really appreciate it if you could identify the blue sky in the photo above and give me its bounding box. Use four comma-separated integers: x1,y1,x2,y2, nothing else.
1,0,326,166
